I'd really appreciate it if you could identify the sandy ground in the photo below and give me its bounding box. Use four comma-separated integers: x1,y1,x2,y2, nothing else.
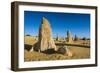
24,36,90,61
24,46,90,61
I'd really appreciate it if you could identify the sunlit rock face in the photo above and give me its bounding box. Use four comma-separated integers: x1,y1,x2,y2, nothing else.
37,17,57,52
67,30,73,43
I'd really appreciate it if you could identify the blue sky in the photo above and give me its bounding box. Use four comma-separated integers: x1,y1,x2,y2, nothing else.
24,11,90,38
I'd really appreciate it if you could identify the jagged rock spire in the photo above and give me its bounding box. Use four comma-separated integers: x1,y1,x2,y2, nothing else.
36,17,57,52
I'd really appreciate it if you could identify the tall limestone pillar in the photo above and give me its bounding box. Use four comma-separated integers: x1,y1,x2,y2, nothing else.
37,17,57,52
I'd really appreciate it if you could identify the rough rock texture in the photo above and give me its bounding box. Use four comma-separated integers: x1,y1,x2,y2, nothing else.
66,30,73,43
57,46,67,54
57,46,73,57
36,17,57,52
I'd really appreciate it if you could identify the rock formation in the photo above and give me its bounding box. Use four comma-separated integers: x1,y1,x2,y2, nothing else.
66,30,73,43
74,35,80,41
34,17,57,52
56,33,59,41
57,46,73,57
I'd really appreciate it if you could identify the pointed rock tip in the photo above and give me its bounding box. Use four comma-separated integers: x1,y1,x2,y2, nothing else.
42,17,47,21
43,17,46,19
42,17,49,25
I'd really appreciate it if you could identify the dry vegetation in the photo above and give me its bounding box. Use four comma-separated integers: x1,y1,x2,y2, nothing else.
24,50,70,61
